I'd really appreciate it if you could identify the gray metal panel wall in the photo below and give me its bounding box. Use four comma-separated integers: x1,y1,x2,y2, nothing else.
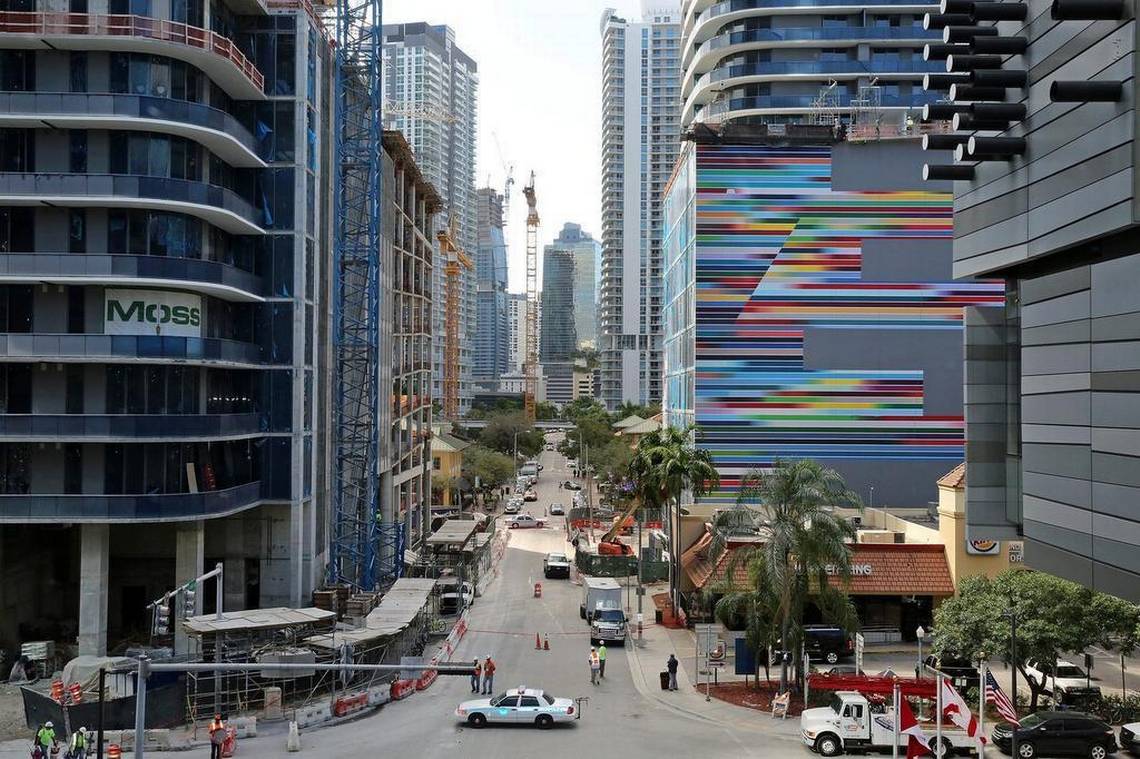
950,0,1138,279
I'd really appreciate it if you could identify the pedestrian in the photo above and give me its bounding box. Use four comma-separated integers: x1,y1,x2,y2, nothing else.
8,655,32,683
481,655,496,695
588,647,600,685
667,653,679,691
208,713,226,759
67,726,88,759
470,657,482,693
34,721,56,759
597,643,607,678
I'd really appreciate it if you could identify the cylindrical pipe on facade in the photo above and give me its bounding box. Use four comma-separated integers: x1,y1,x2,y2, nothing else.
951,113,1011,131
939,0,975,13
949,84,1008,101
946,54,1004,71
972,69,1028,87
972,2,1029,19
924,102,971,121
1049,80,1124,102
971,35,1028,53
1051,0,1124,18
972,102,1027,120
924,43,967,60
924,163,976,180
943,25,999,42
924,12,974,28
923,133,971,150
968,135,1027,156
924,73,969,91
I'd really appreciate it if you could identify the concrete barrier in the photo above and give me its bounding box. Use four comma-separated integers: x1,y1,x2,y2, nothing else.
366,684,390,707
286,721,301,752
293,702,332,729
230,716,258,738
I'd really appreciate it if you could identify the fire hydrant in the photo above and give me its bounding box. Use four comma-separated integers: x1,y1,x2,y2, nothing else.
534,582,542,598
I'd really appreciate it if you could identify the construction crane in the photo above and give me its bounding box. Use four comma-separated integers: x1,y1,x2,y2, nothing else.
328,0,401,591
438,218,472,420
492,132,515,221
523,172,539,423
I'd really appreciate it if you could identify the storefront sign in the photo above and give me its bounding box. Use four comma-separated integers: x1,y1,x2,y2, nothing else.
966,539,1001,556
1008,541,1024,563
105,288,202,337
825,564,872,576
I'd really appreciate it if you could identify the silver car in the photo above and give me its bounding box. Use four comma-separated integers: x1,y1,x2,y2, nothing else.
455,687,577,729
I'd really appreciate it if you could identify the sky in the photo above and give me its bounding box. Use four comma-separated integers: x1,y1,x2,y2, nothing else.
384,0,647,293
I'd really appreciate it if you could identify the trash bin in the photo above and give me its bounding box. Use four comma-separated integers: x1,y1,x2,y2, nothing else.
655,609,663,625
659,671,670,691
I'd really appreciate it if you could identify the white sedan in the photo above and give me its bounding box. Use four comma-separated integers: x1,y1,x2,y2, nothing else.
508,514,545,529
455,687,577,729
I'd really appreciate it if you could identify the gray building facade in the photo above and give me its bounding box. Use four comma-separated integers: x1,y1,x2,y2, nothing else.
941,0,1140,600
474,188,509,382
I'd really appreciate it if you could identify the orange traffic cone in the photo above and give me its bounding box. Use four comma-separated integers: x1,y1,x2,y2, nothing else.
535,632,541,650
543,635,550,651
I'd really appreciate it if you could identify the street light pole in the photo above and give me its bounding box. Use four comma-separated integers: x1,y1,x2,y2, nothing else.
1009,609,1019,759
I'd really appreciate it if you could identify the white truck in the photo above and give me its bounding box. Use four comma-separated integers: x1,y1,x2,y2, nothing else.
579,577,622,621
801,691,975,757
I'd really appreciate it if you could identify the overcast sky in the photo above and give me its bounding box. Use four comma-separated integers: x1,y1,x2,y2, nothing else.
384,0,647,293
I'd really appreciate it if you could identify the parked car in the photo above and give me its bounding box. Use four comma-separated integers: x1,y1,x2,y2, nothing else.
1024,659,1102,703
509,514,545,529
523,489,538,502
543,552,571,579
923,654,981,690
1120,723,1139,755
455,687,577,729
549,503,565,516
773,625,853,665
991,711,1116,759
438,581,475,615
562,480,582,491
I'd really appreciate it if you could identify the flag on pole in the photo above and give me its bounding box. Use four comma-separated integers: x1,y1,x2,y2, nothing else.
940,677,986,751
985,669,1021,726
899,694,931,759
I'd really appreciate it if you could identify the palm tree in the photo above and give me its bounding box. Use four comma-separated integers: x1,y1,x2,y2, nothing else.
734,459,862,693
713,551,779,684
629,425,720,613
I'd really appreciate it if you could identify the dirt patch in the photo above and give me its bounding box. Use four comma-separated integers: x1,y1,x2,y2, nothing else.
705,682,806,716
0,683,30,742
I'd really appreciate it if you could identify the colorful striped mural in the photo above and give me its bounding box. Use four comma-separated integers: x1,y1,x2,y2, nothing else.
684,144,1004,503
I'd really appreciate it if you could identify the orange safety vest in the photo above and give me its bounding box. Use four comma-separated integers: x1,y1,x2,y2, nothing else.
473,662,482,676
484,659,496,675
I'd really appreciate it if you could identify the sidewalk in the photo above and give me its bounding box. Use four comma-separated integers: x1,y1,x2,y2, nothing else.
624,619,802,742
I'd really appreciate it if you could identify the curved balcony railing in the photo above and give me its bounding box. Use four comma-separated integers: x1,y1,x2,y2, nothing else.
703,90,944,117
0,333,264,364
0,253,264,299
0,413,263,439
0,481,262,521
0,174,263,234
0,92,261,166
699,0,937,25
701,58,943,89
0,12,263,95
694,25,940,64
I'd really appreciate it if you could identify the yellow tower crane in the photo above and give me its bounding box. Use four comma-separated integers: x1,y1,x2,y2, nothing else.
523,172,539,423
438,219,472,420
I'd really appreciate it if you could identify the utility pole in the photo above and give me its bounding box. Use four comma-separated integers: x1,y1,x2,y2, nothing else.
1009,607,1019,759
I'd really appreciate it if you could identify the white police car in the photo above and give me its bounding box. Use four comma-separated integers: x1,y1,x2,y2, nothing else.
455,686,577,729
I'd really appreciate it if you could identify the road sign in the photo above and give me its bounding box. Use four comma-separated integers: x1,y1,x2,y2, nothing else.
855,632,865,675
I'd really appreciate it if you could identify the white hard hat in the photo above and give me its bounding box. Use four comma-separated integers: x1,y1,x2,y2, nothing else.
44,721,53,727
79,727,88,733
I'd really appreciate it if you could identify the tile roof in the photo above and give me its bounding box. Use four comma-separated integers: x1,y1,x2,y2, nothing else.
937,462,966,489
681,529,716,589
690,542,955,597
613,414,647,430
431,432,471,454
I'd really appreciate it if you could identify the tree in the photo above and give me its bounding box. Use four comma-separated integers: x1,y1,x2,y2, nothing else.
629,426,720,616
561,397,609,425
612,401,660,423
731,460,862,693
558,416,613,461
933,569,1140,711
477,411,544,458
591,438,635,489
713,551,779,683
461,445,515,497
535,401,559,421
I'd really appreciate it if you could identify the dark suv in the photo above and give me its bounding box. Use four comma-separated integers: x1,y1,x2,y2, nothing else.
992,711,1117,759
923,654,980,690
774,625,853,665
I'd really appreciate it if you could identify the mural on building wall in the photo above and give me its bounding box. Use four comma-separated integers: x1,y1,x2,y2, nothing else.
693,145,1004,503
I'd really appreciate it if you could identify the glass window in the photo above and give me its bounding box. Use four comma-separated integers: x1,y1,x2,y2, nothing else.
106,366,126,414
0,51,35,91
67,285,85,333
69,52,87,92
69,131,87,174
65,365,84,414
129,55,149,95
150,58,170,97
104,444,124,494
0,207,34,253
4,364,31,414
124,445,144,494
126,366,146,414
110,53,128,93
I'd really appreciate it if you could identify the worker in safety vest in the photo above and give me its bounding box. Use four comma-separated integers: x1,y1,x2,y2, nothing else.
67,726,88,759
588,647,600,685
470,658,482,693
481,656,496,695
35,721,56,758
208,714,226,759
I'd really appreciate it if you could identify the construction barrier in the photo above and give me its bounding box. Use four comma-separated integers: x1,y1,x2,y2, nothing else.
293,703,332,729
68,682,83,704
389,679,415,700
332,692,368,717
108,745,122,759
50,680,64,703
415,669,437,690
286,721,301,752
230,716,258,738
221,726,237,758
366,684,390,707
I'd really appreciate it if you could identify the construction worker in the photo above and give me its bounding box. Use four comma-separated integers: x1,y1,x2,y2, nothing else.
34,721,56,758
597,643,607,678
208,714,226,759
481,655,495,695
470,657,482,693
588,647,600,685
67,726,88,759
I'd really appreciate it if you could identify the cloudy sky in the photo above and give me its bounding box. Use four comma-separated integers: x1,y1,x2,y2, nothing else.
384,0,648,292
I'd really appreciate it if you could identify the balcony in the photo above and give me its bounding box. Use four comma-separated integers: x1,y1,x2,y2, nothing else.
0,333,264,365
0,253,264,301
0,92,264,168
0,173,264,235
0,481,263,522
691,0,939,48
0,12,265,99
0,413,263,441
700,90,944,120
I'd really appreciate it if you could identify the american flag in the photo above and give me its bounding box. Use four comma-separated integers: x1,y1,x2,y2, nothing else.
985,669,1021,726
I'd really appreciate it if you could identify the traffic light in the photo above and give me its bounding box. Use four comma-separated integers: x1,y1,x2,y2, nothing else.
183,581,197,618
153,596,171,636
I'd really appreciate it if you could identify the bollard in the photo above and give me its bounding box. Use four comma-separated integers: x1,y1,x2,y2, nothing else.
286,721,301,752
535,633,542,650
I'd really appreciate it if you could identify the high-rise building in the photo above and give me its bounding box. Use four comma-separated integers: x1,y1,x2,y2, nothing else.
550,223,601,351
663,129,1003,510
678,0,942,129
599,3,682,409
507,292,527,374
540,245,577,406
0,0,336,655
474,188,509,383
382,23,478,415
943,7,1140,601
